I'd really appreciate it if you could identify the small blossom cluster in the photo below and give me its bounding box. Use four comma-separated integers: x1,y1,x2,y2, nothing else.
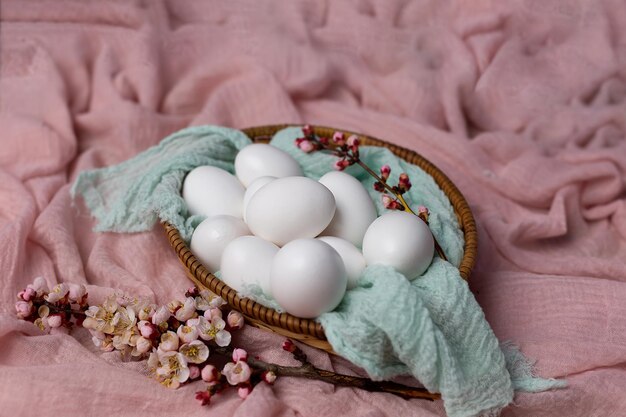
295,125,420,212
295,125,360,172
15,277,88,333
15,278,277,406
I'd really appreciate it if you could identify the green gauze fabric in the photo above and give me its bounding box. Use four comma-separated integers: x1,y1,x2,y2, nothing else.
72,125,565,417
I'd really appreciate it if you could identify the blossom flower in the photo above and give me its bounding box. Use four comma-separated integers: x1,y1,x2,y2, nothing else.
15,301,33,319
197,316,231,347
177,324,199,343
195,290,224,311
204,308,222,320
195,391,211,406
44,283,69,303
179,340,209,364
47,314,63,328
152,306,170,326
238,386,252,399
201,364,218,382
188,365,200,380
262,370,276,385
68,284,87,303
83,297,119,334
222,361,252,385
175,297,197,322
156,351,190,389
226,310,244,330
134,336,152,355
232,348,247,362
27,277,49,296
38,305,50,318
138,304,156,321
167,300,183,314
159,331,180,352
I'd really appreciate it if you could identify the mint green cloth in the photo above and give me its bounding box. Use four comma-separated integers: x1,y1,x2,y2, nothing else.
72,125,565,417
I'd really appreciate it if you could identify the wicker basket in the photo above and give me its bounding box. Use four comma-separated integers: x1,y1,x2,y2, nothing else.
163,124,477,353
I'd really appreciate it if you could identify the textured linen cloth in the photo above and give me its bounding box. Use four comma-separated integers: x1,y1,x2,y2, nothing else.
2,1,626,416
72,125,564,417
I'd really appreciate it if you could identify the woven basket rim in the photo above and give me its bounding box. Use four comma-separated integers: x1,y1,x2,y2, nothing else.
164,124,477,342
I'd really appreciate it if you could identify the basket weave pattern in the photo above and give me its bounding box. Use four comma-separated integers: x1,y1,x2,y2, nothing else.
163,125,477,352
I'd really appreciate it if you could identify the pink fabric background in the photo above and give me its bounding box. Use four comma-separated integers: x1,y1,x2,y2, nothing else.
1,1,625,416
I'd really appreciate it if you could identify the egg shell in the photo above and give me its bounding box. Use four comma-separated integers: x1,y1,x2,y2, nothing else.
317,236,366,290
319,171,378,247
190,216,250,273
234,143,303,187
362,211,434,280
183,166,245,218
243,176,276,222
245,177,336,246
270,239,347,318
220,236,279,296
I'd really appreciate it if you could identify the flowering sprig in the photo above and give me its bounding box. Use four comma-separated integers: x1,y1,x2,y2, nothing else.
15,278,440,405
295,125,447,261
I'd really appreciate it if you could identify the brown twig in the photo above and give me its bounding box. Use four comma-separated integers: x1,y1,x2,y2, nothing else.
213,345,440,401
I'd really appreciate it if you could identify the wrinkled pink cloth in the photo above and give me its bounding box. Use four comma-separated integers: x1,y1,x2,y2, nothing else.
1,1,626,416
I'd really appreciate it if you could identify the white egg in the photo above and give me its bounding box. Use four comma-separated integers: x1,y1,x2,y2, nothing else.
270,239,347,318
220,236,279,296
245,177,336,246
190,216,250,273
317,236,366,290
243,176,276,222
362,211,434,280
319,171,377,247
183,166,245,218
234,143,303,187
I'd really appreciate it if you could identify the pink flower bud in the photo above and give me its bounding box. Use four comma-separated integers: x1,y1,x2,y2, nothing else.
204,308,222,320
418,205,429,215
262,370,276,385
318,136,329,145
298,139,315,153
398,173,412,192
186,286,199,297
232,348,248,362
380,165,391,180
238,386,252,399
302,124,313,136
20,287,36,301
382,194,400,210
201,364,219,382
282,339,296,353
135,337,152,354
188,365,200,380
333,159,350,171
227,310,244,330
15,301,33,319
139,321,156,339
28,277,49,295
47,314,63,328
347,135,359,146
332,132,345,146
195,391,211,406
68,284,87,302
373,182,385,192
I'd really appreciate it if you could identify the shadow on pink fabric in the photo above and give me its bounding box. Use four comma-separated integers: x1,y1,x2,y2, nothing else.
1,1,625,416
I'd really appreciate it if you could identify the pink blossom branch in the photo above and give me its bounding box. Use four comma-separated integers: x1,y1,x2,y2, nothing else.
212,345,440,401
